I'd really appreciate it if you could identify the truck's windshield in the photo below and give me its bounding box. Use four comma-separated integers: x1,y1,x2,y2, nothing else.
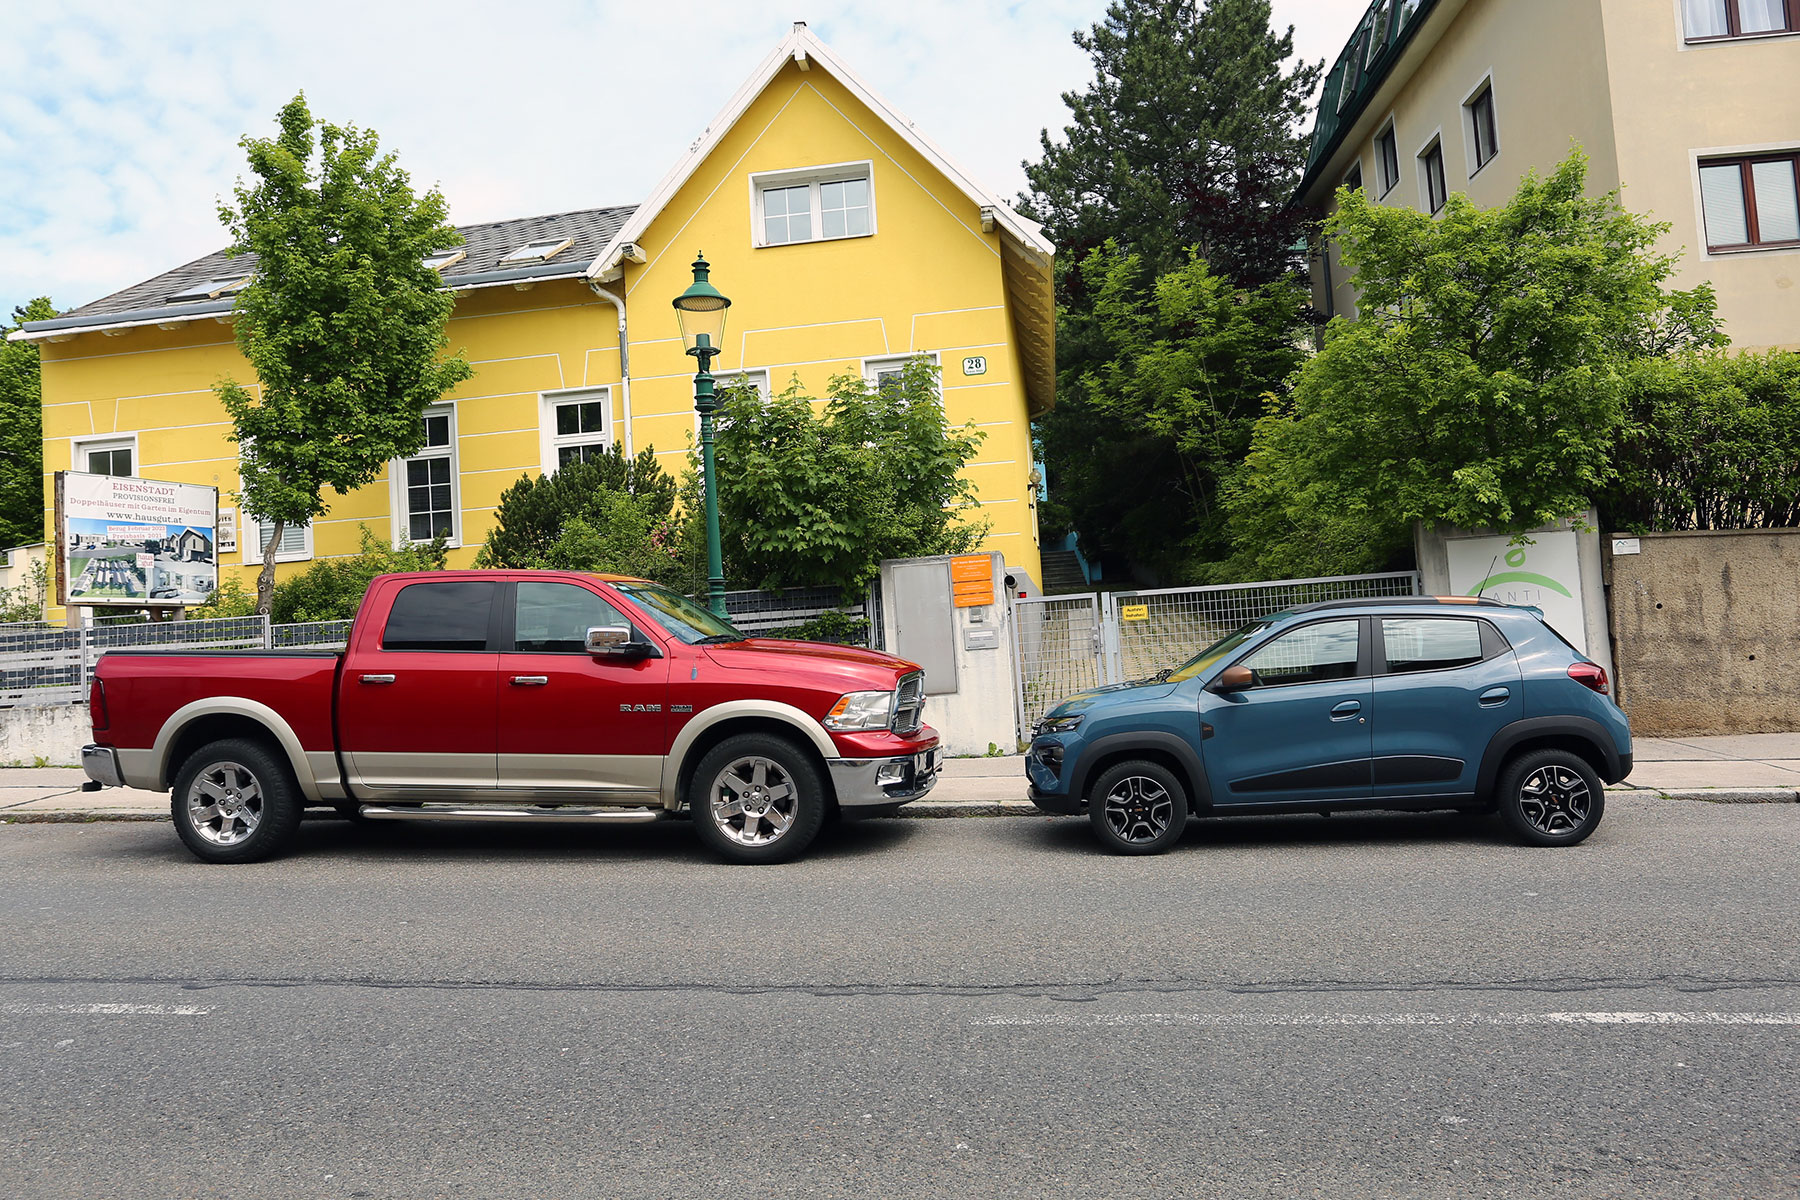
613,582,745,645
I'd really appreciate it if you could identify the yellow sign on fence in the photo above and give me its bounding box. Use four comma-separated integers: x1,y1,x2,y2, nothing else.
1121,604,1149,621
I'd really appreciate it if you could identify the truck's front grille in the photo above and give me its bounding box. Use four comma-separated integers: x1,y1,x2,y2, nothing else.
892,672,924,734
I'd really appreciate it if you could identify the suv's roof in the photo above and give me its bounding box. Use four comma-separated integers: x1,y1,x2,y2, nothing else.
1285,596,1512,614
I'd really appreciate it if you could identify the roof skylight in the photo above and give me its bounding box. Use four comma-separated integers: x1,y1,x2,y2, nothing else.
423,249,467,271
166,277,249,303
498,237,573,265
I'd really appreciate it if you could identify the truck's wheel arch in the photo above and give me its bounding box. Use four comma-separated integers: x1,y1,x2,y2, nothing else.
152,699,326,805
661,701,836,811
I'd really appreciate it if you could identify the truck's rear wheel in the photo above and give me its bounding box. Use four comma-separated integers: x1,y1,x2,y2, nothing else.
688,734,826,864
170,738,302,864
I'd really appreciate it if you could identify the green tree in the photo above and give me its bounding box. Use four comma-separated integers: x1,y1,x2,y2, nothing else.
1225,151,1725,578
473,445,701,590
269,525,449,623
713,362,987,597
215,94,472,614
1021,0,1321,289
0,298,56,551
1044,244,1306,580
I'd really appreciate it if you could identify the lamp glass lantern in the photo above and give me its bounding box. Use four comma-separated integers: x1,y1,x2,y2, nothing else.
672,254,731,357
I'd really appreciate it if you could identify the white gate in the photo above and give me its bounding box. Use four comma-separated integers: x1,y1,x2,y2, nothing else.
1011,571,1422,743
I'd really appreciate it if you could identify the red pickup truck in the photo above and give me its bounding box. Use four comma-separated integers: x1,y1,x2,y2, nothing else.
79,571,939,864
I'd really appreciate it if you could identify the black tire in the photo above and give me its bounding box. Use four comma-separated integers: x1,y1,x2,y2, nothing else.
687,734,828,864
1087,759,1188,855
169,738,303,864
1496,748,1605,847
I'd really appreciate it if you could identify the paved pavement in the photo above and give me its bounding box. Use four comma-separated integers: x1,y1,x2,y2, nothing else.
4,733,1797,821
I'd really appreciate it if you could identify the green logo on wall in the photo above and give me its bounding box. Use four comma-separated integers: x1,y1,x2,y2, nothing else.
1465,571,1573,598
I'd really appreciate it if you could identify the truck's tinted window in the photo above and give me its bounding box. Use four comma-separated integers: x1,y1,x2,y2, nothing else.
1240,618,1361,687
381,582,497,651
514,582,631,653
1381,617,1484,674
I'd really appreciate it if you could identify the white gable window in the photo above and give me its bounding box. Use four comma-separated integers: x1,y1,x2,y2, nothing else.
74,435,136,478
863,352,941,404
392,406,459,546
751,162,875,248
540,387,613,473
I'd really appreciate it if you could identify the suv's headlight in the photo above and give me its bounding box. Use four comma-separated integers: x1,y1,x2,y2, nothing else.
824,691,894,731
1035,713,1084,736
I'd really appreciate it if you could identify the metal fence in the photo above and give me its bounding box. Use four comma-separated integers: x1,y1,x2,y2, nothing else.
722,585,881,648
1011,571,1423,739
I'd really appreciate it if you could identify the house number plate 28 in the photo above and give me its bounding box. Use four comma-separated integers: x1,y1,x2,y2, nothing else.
962,356,987,376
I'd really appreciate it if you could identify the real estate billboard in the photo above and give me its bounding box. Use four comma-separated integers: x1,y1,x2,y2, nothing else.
54,472,220,608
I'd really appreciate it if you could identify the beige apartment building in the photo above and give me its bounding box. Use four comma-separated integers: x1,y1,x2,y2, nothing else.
1298,0,1799,352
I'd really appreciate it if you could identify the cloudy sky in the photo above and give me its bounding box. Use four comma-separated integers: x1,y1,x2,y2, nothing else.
0,1,1363,320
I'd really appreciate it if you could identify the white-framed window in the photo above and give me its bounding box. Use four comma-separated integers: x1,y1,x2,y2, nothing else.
241,517,312,565
695,369,771,438
540,387,613,474
1418,134,1447,214
393,406,459,546
74,435,136,478
1375,121,1401,196
1463,78,1499,175
750,161,876,248
863,352,942,404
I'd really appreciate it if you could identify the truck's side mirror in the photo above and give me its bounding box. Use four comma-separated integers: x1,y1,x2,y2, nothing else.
586,626,652,659
1209,664,1254,693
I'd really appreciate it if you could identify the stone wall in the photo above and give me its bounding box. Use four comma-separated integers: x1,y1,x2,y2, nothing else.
1608,529,1800,735
0,703,89,766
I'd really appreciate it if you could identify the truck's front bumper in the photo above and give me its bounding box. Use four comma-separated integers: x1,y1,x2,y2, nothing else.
81,744,124,789
826,746,941,812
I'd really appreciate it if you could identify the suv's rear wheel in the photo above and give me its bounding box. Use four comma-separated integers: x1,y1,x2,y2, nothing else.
170,738,303,864
689,734,827,864
1088,759,1188,855
1497,748,1605,847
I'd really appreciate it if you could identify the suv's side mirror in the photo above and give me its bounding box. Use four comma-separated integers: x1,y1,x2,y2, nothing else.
1209,664,1254,693
586,625,653,659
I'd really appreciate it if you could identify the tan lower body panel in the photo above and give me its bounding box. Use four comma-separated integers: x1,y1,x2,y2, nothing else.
345,751,497,799
496,753,662,794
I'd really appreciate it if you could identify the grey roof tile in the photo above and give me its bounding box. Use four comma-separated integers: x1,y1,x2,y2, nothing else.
62,205,637,320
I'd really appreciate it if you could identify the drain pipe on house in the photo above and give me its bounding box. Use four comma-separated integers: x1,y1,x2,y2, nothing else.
587,281,632,458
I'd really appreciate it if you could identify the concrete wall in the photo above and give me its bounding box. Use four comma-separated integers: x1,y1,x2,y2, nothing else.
1607,528,1800,734
0,703,88,766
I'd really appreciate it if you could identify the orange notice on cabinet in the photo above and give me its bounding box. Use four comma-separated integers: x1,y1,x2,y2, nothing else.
951,554,994,608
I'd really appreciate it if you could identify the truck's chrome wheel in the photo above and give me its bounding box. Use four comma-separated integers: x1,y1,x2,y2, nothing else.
1517,765,1591,836
708,755,799,847
1100,774,1174,844
184,761,264,847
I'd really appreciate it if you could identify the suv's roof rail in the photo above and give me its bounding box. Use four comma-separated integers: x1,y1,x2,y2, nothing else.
1288,595,1509,613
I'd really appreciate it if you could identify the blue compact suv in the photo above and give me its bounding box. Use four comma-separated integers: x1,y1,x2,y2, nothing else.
1026,598,1631,854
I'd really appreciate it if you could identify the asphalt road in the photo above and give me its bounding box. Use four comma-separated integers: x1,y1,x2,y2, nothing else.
3,797,1798,1199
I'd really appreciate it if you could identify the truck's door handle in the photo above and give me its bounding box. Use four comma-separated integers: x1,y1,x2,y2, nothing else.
359,674,395,685
1330,699,1362,720
510,676,549,686
1479,686,1511,707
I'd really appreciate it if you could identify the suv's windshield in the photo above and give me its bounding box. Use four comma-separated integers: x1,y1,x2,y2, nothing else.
1166,618,1276,683
612,582,745,645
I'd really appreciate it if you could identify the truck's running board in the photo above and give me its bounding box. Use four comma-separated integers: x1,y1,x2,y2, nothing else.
356,804,669,825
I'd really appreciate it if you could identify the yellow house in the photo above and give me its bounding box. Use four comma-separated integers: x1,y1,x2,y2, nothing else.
14,23,1055,617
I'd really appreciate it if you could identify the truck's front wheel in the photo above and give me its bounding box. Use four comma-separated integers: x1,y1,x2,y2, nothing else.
688,734,827,864
170,738,302,864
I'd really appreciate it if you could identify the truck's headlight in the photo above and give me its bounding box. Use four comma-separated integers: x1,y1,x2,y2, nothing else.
824,691,894,731
1035,713,1084,736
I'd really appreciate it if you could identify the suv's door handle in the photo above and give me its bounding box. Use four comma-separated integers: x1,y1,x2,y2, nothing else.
359,674,395,685
1330,699,1362,719
510,675,549,686
1479,686,1511,707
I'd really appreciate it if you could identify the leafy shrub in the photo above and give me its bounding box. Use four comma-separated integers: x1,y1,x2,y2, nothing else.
270,526,449,623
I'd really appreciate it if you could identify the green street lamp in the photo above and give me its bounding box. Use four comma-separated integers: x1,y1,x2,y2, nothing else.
673,253,732,617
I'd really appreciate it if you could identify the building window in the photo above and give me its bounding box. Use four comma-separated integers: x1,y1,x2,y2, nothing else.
541,388,612,471
1466,84,1499,172
1700,153,1800,250
423,249,466,271
1367,4,1393,61
397,407,458,545
499,237,572,265
696,369,771,438
1420,138,1447,213
1683,0,1796,40
751,163,875,248
1344,163,1364,193
76,437,134,477
166,277,249,303
1375,124,1400,195
242,518,312,565
864,353,941,403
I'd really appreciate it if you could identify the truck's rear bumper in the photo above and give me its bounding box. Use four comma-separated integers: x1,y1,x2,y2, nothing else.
826,747,941,811
81,744,124,789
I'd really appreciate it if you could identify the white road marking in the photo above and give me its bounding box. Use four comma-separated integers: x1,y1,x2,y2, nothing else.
973,1012,1800,1027
1,1003,211,1016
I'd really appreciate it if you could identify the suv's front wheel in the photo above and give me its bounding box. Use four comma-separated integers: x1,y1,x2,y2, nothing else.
1497,748,1605,847
1088,759,1188,855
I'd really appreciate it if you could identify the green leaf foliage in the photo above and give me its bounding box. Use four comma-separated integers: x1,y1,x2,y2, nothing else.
473,445,702,591
712,363,988,598
0,298,56,550
0,557,48,623
1225,150,1726,578
214,94,472,612
1604,350,1800,531
269,525,449,623
1040,245,1307,581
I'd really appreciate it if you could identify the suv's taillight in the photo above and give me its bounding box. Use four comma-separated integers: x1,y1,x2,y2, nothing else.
89,677,109,731
1567,661,1609,696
